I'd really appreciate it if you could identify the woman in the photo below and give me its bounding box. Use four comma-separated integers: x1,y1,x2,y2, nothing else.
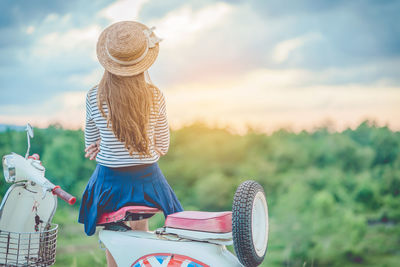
78,21,183,266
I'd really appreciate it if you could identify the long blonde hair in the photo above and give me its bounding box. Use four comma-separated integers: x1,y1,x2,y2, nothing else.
97,70,156,156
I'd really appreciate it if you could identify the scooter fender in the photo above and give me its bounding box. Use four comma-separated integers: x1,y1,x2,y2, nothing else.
99,230,243,267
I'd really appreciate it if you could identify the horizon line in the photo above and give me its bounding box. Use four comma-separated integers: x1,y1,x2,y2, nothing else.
1,118,398,135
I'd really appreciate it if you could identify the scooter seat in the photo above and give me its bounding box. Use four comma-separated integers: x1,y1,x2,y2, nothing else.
165,211,232,233
97,206,161,225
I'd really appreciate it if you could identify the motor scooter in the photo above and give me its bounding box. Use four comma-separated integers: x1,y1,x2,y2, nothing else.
0,124,269,266
98,177,269,267
0,124,76,266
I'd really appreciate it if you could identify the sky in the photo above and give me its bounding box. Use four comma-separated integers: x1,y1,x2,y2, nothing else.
0,0,399,133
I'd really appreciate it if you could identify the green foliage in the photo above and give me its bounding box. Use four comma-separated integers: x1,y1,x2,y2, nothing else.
0,120,399,266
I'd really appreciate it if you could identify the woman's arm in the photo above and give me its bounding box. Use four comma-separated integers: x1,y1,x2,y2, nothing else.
154,91,170,156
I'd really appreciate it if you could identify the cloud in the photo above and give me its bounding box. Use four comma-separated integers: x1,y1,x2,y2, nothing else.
32,24,101,60
148,2,233,48
25,26,35,34
163,67,400,132
147,2,258,87
0,1,75,28
263,0,400,69
0,91,86,129
67,69,103,88
99,0,150,23
272,33,322,63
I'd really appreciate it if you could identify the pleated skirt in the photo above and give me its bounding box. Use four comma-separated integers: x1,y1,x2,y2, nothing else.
78,162,183,236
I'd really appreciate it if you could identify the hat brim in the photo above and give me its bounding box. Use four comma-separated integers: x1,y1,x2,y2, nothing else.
96,21,159,77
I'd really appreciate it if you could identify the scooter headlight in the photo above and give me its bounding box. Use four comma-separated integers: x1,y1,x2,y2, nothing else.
2,154,16,183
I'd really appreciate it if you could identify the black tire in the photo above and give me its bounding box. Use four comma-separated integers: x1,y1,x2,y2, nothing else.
232,180,268,267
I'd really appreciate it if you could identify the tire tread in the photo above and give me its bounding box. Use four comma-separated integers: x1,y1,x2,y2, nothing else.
232,180,267,267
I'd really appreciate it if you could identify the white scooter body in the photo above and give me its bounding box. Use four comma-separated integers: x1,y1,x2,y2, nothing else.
100,230,242,266
0,124,76,266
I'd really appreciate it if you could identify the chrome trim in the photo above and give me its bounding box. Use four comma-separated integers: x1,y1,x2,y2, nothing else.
48,194,58,224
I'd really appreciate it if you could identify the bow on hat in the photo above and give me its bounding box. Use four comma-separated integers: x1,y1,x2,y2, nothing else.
143,26,163,48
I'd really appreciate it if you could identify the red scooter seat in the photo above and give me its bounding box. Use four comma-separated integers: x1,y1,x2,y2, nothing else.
97,206,161,225
165,211,232,233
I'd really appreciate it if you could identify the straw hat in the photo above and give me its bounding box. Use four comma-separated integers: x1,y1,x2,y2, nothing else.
96,21,162,76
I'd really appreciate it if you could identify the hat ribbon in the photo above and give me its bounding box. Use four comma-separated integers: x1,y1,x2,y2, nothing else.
106,26,162,66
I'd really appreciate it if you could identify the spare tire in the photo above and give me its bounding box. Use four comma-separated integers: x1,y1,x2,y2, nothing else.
232,180,269,267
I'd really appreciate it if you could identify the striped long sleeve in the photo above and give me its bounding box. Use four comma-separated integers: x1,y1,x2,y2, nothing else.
154,92,170,156
84,90,100,148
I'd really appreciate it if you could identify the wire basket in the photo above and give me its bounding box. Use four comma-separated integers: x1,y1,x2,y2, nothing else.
0,224,58,266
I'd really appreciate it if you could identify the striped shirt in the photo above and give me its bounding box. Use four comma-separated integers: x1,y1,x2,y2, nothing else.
84,85,170,167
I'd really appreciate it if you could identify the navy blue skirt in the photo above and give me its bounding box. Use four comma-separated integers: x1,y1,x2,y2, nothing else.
78,162,183,236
